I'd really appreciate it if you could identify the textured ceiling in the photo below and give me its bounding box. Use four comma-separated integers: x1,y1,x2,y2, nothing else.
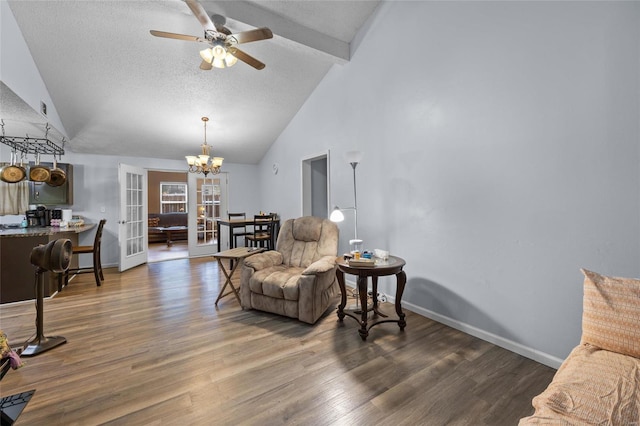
2,0,380,164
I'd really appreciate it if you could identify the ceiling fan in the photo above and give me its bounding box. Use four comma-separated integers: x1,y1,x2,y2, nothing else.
150,0,273,70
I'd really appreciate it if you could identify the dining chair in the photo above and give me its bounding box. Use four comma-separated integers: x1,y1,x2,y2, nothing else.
61,219,106,289
246,214,275,250
228,212,252,248
268,213,279,248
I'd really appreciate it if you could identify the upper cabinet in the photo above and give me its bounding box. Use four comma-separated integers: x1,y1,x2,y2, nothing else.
29,162,73,205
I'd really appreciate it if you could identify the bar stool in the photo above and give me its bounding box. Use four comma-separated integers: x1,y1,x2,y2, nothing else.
62,219,106,289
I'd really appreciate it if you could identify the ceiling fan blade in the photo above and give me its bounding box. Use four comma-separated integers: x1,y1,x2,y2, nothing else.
185,0,215,31
150,30,206,43
199,60,213,70
229,28,273,44
229,47,266,70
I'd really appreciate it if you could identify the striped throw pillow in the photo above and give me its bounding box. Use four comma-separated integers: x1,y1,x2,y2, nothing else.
580,269,640,358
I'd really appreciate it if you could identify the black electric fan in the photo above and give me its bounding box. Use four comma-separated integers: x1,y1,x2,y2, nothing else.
21,239,72,356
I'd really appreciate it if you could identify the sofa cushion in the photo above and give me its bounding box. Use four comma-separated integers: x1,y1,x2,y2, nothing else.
520,344,640,424
580,268,640,358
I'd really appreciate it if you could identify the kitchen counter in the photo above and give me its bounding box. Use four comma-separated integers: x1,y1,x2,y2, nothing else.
1,223,97,303
0,223,95,238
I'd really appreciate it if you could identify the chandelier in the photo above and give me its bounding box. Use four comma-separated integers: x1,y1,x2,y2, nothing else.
185,117,223,176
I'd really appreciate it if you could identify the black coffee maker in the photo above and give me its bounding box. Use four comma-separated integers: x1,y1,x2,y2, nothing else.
25,206,50,227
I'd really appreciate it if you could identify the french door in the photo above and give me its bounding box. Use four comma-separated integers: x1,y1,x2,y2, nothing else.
188,172,228,257
118,163,148,271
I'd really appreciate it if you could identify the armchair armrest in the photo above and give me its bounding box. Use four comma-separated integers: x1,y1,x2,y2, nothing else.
244,250,283,271
302,256,336,275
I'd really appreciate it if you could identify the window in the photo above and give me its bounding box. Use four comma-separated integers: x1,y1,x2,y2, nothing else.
160,182,187,213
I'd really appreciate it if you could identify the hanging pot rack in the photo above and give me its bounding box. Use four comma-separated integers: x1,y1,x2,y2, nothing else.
0,120,65,157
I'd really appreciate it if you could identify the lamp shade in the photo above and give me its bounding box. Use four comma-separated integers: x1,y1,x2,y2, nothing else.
345,150,363,164
212,43,226,60
224,54,237,67
199,48,214,63
329,207,345,222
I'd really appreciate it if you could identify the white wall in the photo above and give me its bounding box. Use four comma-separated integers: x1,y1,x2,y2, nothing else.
259,1,640,366
0,144,261,268
62,152,261,268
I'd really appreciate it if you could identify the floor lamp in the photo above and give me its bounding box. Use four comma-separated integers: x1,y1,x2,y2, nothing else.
330,150,364,308
330,150,363,253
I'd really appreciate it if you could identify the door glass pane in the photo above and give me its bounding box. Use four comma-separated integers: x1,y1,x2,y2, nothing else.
196,177,220,246
126,171,145,257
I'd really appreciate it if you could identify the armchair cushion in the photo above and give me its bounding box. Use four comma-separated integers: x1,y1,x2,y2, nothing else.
241,216,339,324
303,256,337,275
244,251,283,271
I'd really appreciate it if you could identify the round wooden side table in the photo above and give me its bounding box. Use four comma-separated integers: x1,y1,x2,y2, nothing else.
335,255,407,340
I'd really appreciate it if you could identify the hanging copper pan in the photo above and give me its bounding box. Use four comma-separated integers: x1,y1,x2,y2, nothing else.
29,153,51,182
0,150,27,183
47,156,66,187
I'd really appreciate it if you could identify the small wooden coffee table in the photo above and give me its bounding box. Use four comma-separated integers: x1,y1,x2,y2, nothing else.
160,226,188,247
212,247,264,305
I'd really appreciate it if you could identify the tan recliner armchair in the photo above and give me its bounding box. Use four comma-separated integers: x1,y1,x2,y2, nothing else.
240,216,339,324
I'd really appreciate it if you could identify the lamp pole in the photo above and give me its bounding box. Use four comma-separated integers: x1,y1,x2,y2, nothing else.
350,160,358,240
330,151,363,249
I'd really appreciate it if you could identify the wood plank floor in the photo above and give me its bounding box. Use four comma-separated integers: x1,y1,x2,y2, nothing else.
147,241,188,263
0,257,555,425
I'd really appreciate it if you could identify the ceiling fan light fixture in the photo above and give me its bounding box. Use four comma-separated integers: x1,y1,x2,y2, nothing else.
211,42,227,60
224,54,237,67
150,0,273,71
212,57,226,69
199,48,214,64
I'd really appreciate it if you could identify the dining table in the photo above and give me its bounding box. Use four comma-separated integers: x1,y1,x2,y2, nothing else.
216,216,280,252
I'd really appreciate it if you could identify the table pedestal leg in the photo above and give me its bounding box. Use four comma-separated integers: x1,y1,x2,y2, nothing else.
370,276,387,318
358,275,369,341
396,271,407,330
336,270,346,322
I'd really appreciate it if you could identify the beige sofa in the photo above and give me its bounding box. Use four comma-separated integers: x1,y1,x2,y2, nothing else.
520,269,640,424
240,216,339,324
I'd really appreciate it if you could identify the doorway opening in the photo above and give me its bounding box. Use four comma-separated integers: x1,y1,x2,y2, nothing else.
147,170,189,263
301,151,330,218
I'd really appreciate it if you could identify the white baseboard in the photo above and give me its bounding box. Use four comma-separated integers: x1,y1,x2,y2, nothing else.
343,279,563,369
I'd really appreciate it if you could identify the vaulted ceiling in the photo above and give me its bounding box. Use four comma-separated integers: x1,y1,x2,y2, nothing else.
1,0,380,164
